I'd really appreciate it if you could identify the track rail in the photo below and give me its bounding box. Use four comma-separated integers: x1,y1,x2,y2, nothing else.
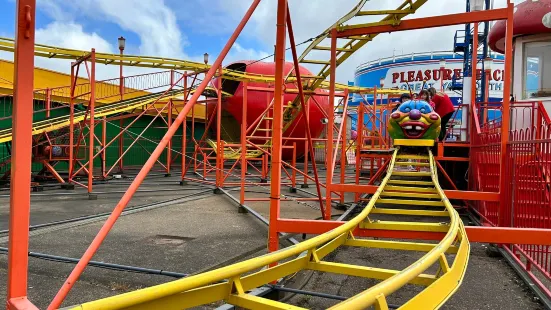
0,89,190,143
0,37,393,95
68,148,469,310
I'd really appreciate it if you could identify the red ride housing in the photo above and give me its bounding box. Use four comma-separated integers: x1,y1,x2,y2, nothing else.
210,61,330,160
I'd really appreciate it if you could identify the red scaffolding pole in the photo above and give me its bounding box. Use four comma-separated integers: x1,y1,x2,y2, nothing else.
7,1,39,309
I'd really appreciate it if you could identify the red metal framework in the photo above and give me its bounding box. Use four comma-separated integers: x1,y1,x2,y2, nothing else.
7,1,38,309
5,0,551,308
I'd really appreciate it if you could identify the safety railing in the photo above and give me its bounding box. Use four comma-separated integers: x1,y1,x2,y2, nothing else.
0,70,177,129
470,100,551,298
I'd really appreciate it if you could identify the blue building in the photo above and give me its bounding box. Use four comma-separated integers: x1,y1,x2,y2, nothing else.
349,51,505,134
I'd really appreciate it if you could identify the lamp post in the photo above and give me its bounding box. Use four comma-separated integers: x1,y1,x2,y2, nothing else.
118,36,126,100
439,58,446,92
204,52,209,65
118,36,125,173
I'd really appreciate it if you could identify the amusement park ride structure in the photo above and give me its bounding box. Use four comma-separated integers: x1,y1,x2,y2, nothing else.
4,0,551,309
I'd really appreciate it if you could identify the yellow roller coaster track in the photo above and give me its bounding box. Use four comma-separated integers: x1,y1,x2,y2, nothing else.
0,89,186,144
69,147,469,309
0,37,395,95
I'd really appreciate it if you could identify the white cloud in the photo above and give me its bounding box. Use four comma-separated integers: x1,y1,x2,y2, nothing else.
224,42,271,65
36,22,114,54
46,0,187,59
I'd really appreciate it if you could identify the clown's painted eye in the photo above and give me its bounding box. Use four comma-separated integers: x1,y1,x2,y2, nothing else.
420,108,426,113
404,107,411,112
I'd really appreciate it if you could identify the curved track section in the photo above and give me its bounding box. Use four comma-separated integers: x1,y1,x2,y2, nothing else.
69,148,469,310
0,37,380,94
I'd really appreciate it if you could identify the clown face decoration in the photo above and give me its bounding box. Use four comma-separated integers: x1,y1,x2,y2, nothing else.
388,100,441,140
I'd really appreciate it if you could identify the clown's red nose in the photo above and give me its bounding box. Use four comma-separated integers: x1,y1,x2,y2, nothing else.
409,109,421,120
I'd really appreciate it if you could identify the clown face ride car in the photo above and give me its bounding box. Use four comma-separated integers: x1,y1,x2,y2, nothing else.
388,100,441,141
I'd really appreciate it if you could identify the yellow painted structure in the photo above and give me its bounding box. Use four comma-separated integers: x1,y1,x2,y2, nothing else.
69,148,470,310
0,59,207,120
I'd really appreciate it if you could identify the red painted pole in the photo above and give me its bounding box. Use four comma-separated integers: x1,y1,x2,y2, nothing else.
471,23,478,120
46,87,51,118
119,47,124,173
69,65,75,183
292,142,297,189
216,66,223,188
183,72,189,178
340,91,348,205
241,81,248,206
7,1,39,309
355,100,364,202
268,0,287,255
499,3,514,227
325,28,337,220
303,138,309,186
48,1,261,307
286,7,324,213
167,70,174,176
87,50,96,194
102,116,106,178
119,118,124,173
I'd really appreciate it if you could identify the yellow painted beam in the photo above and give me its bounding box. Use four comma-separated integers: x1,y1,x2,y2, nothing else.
387,180,434,186
392,171,432,177
394,139,434,147
376,198,444,207
344,239,459,254
396,154,429,160
362,221,450,232
227,294,307,310
308,261,436,286
384,185,436,192
356,9,416,15
380,191,440,199
370,208,448,217
394,161,430,167
113,283,231,310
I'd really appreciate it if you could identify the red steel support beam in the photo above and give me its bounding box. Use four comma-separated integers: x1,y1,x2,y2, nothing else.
7,1,39,309
325,27,338,220
87,50,96,194
336,8,509,38
286,6,325,214
216,66,223,188
268,0,287,256
167,70,174,176
102,116,106,178
355,100,364,202
329,183,500,202
182,72,188,179
48,1,261,308
240,81,248,206
69,66,75,182
498,3,514,227
277,219,551,245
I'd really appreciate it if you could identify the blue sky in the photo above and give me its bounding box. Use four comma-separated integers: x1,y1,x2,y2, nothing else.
0,0,515,82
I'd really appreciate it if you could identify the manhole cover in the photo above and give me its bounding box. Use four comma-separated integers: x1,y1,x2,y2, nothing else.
152,234,195,245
